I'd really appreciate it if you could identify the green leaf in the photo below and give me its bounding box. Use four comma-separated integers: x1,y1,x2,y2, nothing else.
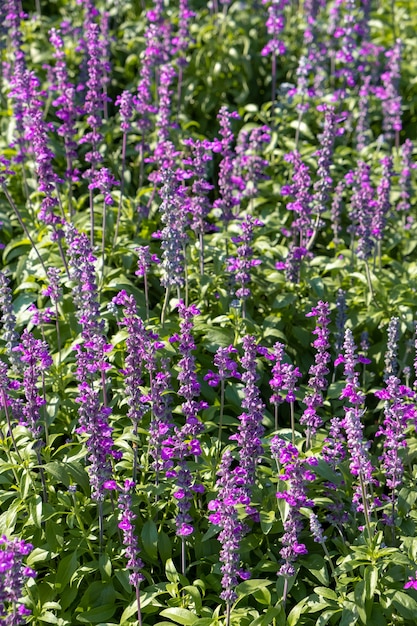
66,461,90,494
29,494,43,529
159,607,198,625
98,554,112,580
392,591,417,620
182,585,203,613
158,530,172,561
248,606,284,626
55,551,78,590
75,605,116,623
44,462,70,487
38,611,59,623
252,586,271,605
314,587,338,601
287,597,309,626
141,519,158,560
340,605,358,626
316,610,341,626
260,509,275,535
236,579,273,598
166,558,179,583
301,554,329,586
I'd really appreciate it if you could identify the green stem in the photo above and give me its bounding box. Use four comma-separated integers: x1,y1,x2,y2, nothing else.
290,401,295,445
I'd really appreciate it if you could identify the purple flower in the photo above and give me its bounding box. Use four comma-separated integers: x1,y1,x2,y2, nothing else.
49,28,81,182
404,574,417,590
212,107,243,223
208,449,249,606
226,215,263,310
372,156,393,242
14,330,52,442
0,535,36,623
261,0,289,58
378,40,402,144
162,302,205,538
0,272,21,372
87,167,119,205
115,90,134,133
300,301,331,444
229,336,265,513
375,376,414,519
158,169,188,290
79,21,106,168
383,317,399,381
271,438,315,577
348,161,375,261
397,139,415,213
66,224,114,501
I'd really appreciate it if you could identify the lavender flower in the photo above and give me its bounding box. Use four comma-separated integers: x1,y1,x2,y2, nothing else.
229,336,265,516
372,156,393,244
22,96,63,235
204,345,241,388
15,330,52,441
212,107,244,224
375,376,415,525
147,363,174,476
49,28,80,184
158,168,188,296
278,151,313,282
378,40,402,145
356,76,372,152
271,438,316,583
334,289,347,356
269,342,302,430
300,301,331,445
261,0,289,58
338,329,376,521
105,480,144,585
227,215,263,316
87,167,119,206
384,317,400,381
42,267,62,305
66,224,114,502
349,161,375,261
0,272,21,371
208,449,250,610
182,138,214,273
162,302,206,540
397,139,415,213
80,22,106,171
0,536,36,624
235,126,270,201
311,105,345,237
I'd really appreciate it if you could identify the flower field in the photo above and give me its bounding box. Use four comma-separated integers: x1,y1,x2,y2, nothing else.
1,0,417,624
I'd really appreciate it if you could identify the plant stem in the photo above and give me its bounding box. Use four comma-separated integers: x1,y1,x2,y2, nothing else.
181,537,186,576
1,185,47,275
161,286,171,327
113,131,127,250
290,401,295,445
136,582,142,626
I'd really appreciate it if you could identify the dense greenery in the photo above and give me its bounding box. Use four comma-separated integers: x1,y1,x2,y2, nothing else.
1,0,417,624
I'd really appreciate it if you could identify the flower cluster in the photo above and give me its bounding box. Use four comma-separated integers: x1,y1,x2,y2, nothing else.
208,449,250,606
104,480,144,586
229,335,265,516
15,329,52,442
162,302,206,537
227,215,263,308
272,438,316,578
0,535,36,624
300,301,331,443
